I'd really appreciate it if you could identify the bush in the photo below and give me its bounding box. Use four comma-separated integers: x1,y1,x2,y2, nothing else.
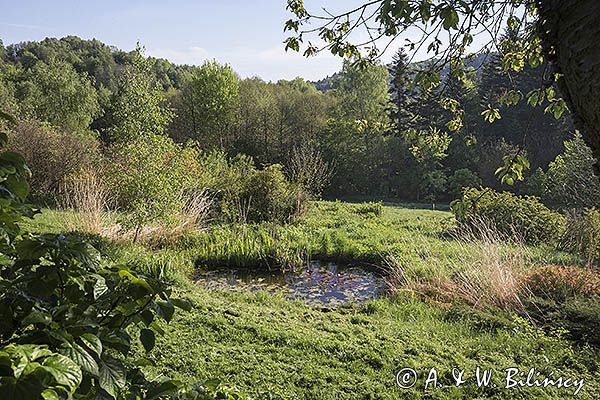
543,132,600,209
105,134,200,239
559,208,600,265
195,151,308,224
354,201,383,216
452,187,565,244
8,119,100,195
447,168,481,198
240,164,307,223
0,128,194,399
287,144,333,198
195,151,255,222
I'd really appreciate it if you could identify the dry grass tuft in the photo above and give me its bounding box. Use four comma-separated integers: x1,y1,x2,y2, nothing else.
133,190,213,247
385,219,532,312
60,169,112,235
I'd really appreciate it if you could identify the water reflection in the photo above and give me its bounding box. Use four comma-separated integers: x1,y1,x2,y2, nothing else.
197,261,386,306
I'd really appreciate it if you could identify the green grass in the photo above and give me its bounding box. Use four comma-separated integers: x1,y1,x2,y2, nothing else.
23,202,600,399
143,285,599,399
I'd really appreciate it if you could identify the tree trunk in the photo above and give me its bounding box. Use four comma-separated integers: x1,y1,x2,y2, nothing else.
537,0,600,174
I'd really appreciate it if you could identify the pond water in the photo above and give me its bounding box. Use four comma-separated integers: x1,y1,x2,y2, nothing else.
196,261,387,307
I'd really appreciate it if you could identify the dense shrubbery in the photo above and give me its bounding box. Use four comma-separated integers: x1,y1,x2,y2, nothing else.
8,120,100,195
532,133,600,209
240,164,306,223
195,151,307,224
104,135,199,238
452,187,565,244
0,128,187,399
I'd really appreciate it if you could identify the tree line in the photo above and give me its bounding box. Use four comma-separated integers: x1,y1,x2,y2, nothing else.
0,35,594,207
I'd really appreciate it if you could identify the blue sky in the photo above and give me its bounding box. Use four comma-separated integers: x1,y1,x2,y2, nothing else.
0,0,367,81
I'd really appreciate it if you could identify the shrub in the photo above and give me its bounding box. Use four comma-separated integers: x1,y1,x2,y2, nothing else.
104,134,199,240
196,151,255,222
543,132,600,209
0,127,193,399
8,119,100,195
452,187,565,244
241,164,307,223
447,168,481,198
559,208,600,265
287,144,333,198
196,151,308,224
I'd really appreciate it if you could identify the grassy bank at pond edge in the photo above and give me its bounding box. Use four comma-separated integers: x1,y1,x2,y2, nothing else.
24,202,600,399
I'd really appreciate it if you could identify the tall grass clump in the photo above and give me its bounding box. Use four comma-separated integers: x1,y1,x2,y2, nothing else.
187,224,307,270
385,219,533,312
59,168,111,234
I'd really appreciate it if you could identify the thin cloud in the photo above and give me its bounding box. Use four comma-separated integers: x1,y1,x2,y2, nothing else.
0,22,44,30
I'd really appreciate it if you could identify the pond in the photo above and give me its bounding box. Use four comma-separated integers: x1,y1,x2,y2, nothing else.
196,261,387,307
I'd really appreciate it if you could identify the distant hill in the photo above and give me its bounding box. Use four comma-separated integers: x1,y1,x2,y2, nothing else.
310,53,488,93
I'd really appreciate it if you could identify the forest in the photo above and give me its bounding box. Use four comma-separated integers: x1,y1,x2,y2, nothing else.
0,2,599,398
1,35,590,205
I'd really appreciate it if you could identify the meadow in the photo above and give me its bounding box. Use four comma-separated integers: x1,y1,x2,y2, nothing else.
23,201,600,399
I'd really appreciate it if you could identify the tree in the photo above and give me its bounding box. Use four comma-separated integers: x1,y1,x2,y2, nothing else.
0,111,193,400
333,60,391,126
236,77,279,162
421,169,447,208
19,59,100,132
448,168,482,198
284,0,600,179
543,132,600,208
105,134,197,241
537,0,600,174
172,61,239,147
388,47,415,134
108,49,172,143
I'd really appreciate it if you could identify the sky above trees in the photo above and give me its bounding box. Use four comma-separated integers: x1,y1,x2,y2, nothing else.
0,0,358,81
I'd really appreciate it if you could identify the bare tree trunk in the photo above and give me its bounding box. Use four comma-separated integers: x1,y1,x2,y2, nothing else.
537,0,600,174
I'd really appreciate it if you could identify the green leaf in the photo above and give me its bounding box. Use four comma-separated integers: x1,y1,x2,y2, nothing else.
98,358,125,398
156,301,175,323
60,342,99,376
80,333,102,357
149,321,165,335
140,329,156,352
441,7,459,30
10,345,53,378
0,375,45,400
140,309,154,326
21,311,51,326
93,276,108,299
99,331,131,355
145,380,181,400
41,388,60,400
41,354,82,393
170,298,192,311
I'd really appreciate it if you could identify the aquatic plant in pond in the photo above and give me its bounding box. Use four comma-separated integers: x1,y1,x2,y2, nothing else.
197,261,386,306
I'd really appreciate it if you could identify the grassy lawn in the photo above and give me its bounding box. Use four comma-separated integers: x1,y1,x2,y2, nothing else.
24,202,600,399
